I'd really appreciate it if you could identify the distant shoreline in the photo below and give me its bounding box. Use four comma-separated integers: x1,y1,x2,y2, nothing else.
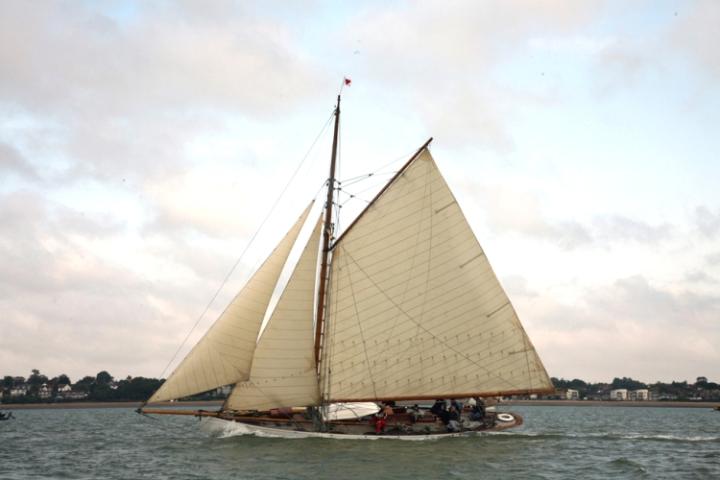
506,400,720,409
2,399,718,410
0,400,224,410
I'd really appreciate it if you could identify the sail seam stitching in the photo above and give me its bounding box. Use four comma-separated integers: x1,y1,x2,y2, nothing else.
459,252,485,269
340,249,524,391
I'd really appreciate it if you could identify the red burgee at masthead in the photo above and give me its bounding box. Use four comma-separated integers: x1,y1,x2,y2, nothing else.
344,77,352,86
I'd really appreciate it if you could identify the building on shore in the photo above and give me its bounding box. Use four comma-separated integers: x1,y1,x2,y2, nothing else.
629,389,649,401
38,384,52,399
9,385,28,397
565,389,579,400
610,389,628,400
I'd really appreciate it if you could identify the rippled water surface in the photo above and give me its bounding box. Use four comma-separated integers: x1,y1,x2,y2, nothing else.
1,405,718,479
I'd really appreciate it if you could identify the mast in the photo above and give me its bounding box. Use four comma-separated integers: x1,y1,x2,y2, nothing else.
314,94,340,366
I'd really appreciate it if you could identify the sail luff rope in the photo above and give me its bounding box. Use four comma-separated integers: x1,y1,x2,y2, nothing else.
150,111,335,396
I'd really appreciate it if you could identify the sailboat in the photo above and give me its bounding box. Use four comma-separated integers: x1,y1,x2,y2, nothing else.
140,94,553,439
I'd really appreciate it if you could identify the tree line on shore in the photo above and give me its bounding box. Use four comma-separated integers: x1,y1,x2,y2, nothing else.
550,376,720,401
1,369,169,403
2,370,718,403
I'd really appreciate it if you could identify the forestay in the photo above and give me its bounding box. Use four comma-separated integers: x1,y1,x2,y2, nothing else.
148,203,313,403
321,149,552,402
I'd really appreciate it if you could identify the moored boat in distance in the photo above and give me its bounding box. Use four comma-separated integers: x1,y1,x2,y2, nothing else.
139,93,554,438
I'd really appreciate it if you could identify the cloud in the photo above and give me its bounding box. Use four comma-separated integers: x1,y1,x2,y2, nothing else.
0,1,327,184
685,270,718,284
0,1,716,387
669,1,720,80
706,252,720,266
0,189,241,379
593,215,673,244
344,0,603,150
591,2,720,94
463,180,673,250
0,1,323,116
0,1,333,380
142,165,268,237
695,206,720,238
0,142,40,181
0,191,125,295
526,275,720,382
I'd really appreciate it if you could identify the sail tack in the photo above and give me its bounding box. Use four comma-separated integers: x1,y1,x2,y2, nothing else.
148,203,313,403
226,216,323,411
322,149,552,402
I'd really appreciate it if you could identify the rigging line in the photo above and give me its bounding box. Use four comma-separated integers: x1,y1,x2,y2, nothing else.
343,178,398,197
321,246,340,404
374,163,434,372
333,106,343,236
156,111,335,381
338,147,419,185
518,305,537,391
340,248,524,391
339,170,398,188
339,196,370,207
336,174,404,208
366,165,432,365
343,252,380,401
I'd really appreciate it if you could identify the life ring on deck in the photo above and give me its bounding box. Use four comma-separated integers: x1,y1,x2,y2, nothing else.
496,413,514,422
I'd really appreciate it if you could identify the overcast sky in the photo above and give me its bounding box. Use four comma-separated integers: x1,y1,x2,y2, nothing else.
1,0,718,384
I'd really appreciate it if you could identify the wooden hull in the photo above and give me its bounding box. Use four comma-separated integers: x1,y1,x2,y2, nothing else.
202,411,523,440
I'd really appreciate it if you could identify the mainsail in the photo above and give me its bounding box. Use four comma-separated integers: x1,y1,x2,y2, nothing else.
148,203,314,403
320,149,552,402
225,216,323,411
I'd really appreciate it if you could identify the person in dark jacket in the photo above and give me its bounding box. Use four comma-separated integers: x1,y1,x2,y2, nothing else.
446,406,461,432
430,399,445,417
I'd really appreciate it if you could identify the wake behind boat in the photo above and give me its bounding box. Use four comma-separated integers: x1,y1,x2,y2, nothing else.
140,93,553,438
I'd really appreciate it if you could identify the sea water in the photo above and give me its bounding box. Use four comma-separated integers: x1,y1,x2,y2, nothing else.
1,405,718,479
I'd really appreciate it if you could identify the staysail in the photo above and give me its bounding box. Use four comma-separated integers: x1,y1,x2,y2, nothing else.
321,148,552,402
225,216,323,411
148,203,314,403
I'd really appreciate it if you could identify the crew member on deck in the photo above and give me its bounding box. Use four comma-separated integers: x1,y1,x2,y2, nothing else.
447,406,461,432
430,399,445,416
374,411,386,434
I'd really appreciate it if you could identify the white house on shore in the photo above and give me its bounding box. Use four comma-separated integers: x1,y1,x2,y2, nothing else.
39,384,52,399
610,389,628,400
9,385,28,397
629,389,649,401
